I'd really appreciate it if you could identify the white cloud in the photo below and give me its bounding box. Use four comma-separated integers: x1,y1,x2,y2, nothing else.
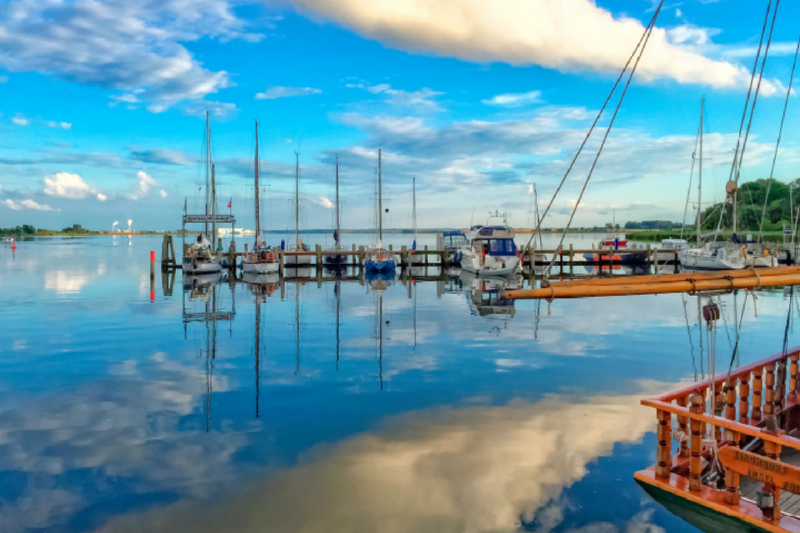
365,84,444,110
255,86,322,100
0,0,263,111
43,172,94,199
314,195,334,208
290,0,776,92
127,171,159,200
182,100,238,118
97,193,107,201
45,121,72,130
483,90,543,107
12,114,28,126
3,198,56,211
159,189,168,198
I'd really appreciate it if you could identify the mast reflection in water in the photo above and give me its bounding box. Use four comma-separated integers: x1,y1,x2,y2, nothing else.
3,236,800,533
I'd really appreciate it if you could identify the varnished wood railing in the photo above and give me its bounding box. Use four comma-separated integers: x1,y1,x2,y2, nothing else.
643,346,800,522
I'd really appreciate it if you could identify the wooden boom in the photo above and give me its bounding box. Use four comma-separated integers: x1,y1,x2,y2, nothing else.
503,273,800,300
552,266,800,287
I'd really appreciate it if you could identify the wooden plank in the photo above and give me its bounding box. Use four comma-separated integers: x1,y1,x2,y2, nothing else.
718,447,800,494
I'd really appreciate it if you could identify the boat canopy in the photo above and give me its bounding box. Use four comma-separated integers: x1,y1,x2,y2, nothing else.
475,226,515,239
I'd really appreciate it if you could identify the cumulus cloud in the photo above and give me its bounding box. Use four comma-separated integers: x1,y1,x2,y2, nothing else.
0,0,263,111
255,86,322,99
160,189,168,198
45,121,72,130
43,172,95,199
290,0,776,92
97,193,107,201
483,90,543,107
127,171,159,200
365,84,444,110
3,198,56,211
12,114,28,126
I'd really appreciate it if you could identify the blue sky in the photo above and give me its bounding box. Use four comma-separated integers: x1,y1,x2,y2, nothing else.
2,0,800,231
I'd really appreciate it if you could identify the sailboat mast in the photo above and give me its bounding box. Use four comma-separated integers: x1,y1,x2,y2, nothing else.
205,111,210,237
254,121,260,247
533,183,543,249
295,152,300,246
212,163,217,248
335,156,340,247
697,98,704,246
412,176,417,246
378,149,383,241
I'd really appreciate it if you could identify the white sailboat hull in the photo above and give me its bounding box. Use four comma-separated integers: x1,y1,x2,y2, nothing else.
678,247,746,270
242,260,279,274
183,256,222,274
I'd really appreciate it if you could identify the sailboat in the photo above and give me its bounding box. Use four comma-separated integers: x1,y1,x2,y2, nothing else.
678,99,746,270
242,120,279,275
286,152,312,265
323,156,347,266
184,112,222,275
364,149,398,274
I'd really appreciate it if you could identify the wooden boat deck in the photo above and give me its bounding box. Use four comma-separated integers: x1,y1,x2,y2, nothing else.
637,345,800,532
741,444,800,518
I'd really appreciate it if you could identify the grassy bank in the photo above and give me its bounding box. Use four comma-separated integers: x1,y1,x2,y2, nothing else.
633,229,788,243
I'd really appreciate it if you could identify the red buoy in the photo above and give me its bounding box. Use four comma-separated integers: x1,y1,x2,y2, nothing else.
11,237,16,251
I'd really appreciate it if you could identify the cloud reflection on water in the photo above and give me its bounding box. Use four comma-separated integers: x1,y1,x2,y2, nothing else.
94,382,671,533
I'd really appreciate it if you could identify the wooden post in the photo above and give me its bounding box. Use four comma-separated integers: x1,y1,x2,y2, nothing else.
676,396,689,458
279,249,285,277
790,353,799,403
569,244,574,279
316,244,322,266
389,244,393,251
764,437,783,520
765,362,776,417
753,366,763,421
656,409,672,478
739,372,750,424
244,243,249,253
425,245,429,266
689,394,704,491
725,382,740,506
401,246,407,267
646,244,651,271
161,236,169,269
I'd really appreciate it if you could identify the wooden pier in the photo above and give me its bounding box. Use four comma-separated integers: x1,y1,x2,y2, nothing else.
160,234,682,273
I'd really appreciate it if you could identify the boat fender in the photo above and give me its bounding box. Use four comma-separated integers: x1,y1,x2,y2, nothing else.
192,257,198,270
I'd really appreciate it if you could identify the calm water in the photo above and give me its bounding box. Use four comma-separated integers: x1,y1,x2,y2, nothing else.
1,234,797,533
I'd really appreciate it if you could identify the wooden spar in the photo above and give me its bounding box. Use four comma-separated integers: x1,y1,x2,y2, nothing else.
553,266,800,287
503,273,800,300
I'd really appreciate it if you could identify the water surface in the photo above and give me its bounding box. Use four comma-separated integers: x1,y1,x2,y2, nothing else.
1,235,796,533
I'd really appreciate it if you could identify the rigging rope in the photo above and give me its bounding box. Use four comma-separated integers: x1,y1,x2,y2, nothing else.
758,24,800,240
542,2,665,279
522,2,664,254
681,122,702,242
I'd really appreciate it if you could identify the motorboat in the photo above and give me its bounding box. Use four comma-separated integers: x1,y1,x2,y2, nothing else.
460,270,522,318
458,224,522,277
